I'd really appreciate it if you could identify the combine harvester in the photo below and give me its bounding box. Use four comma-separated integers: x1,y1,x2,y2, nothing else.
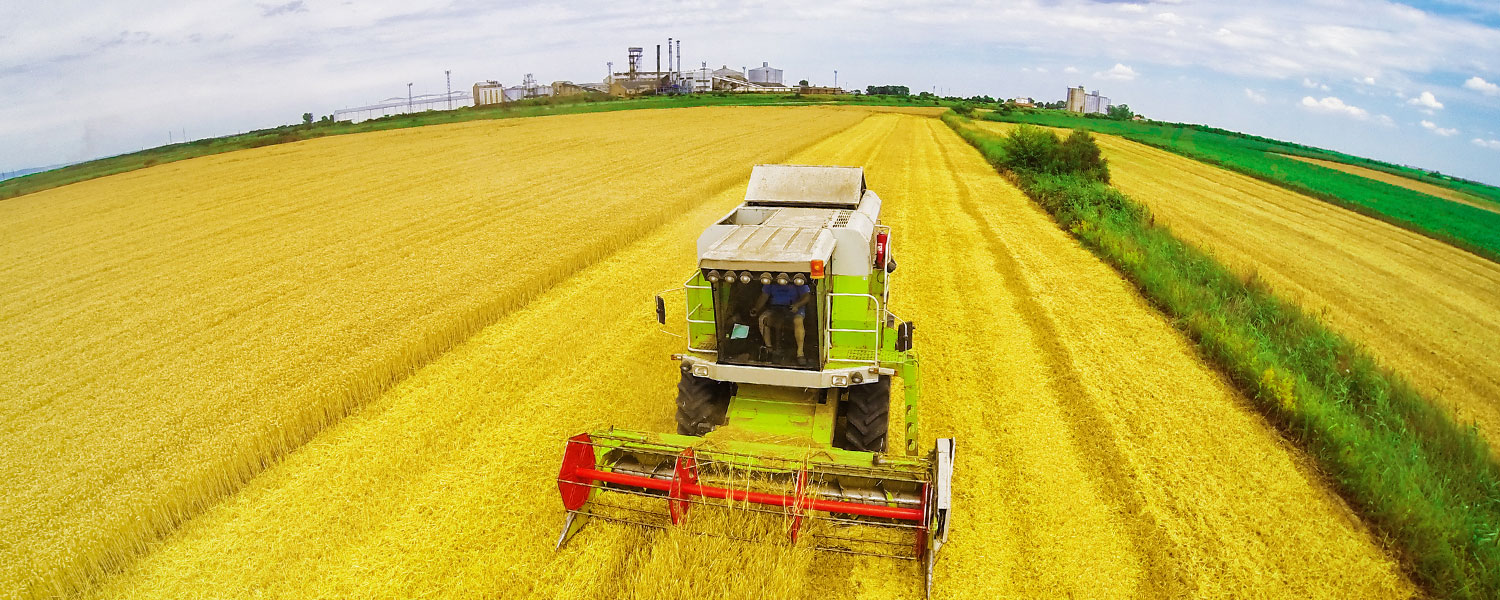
556,165,955,594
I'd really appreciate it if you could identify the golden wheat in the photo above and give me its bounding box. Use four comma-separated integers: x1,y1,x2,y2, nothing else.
81,114,1413,599
0,105,872,599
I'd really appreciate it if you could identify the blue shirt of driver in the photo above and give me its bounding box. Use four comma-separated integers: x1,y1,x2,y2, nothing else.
765,283,811,316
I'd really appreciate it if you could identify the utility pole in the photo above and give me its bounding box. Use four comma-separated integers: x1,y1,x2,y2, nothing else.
445,70,452,110
407,82,413,113
834,70,838,88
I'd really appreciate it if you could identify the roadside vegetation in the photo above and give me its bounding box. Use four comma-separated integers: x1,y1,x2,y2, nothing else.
0,92,961,201
982,109,1500,262
944,110,1500,598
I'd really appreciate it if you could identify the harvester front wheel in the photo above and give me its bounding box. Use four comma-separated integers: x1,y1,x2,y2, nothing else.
843,376,890,452
676,370,730,436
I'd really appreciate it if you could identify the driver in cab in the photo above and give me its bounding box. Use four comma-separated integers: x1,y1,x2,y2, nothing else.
751,281,811,363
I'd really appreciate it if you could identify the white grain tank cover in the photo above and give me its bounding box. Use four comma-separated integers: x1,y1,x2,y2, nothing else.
700,225,836,272
744,164,865,208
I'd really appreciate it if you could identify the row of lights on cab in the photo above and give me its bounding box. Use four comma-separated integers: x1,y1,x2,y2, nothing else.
705,270,808,286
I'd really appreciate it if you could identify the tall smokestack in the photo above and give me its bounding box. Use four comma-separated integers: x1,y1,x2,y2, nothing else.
668,37,674,74
656,44,661,75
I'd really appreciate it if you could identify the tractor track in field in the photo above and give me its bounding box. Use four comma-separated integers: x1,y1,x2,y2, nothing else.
927,123,1186,598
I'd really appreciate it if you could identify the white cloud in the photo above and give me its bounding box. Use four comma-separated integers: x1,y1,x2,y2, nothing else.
1407,90,1444,110
1472,138,1500,150
1421,120,1458,136
1155,12,1184,25
1465,76,1500,96
1244,88,1267,104
4,0,1500,180
1361,76,1376,85
1303,77,1331,91
1095,63,1138,81
1299,96,1370,120
1063,66,1079,74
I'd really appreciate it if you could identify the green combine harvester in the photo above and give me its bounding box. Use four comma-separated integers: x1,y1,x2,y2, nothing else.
556,164,955,595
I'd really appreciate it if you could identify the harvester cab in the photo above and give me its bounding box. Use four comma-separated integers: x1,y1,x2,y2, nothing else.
557,165,956,596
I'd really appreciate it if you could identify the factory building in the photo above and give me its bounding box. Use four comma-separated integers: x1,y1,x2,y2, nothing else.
748,62,783,85
474,81,506,106
551,81,608,96
1066,86,1111,115
798,85,843,95
1066,86,1085,112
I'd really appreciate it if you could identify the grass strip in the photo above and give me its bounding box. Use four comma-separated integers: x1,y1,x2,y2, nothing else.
0,93,952,201
980,110,1500,263
944,111,1500,599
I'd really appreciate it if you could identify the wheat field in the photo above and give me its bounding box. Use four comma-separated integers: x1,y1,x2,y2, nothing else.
61,113,1413,599
0,106,873,599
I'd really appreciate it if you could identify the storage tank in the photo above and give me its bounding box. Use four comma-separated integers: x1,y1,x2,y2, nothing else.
749,62,783,85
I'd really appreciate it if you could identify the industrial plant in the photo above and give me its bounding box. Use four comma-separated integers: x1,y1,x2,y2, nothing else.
1066,86,1111,115
331,38,839,123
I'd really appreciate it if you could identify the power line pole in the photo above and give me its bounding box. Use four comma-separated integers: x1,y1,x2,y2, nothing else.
407,82,413,113
445,70,452,110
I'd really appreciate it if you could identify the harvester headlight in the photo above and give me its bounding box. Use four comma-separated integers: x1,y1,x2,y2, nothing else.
706,270,720,283
852,372,864,384
739,272,752,284
831,374,850,387
759,272,773,285
692,364,710,378
775,272,789,285
792,274,806,286
724,271,736,282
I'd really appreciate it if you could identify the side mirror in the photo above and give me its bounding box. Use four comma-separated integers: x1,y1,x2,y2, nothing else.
896,321,914,351
655,296,666,325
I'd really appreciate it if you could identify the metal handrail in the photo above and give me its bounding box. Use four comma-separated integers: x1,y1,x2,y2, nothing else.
827,291,882,365
669,274,720,354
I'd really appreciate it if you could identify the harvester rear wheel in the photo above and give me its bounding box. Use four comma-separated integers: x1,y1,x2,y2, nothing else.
843,376,890,452
676,370,730,436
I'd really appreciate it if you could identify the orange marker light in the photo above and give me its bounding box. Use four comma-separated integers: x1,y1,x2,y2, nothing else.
810,259,825,279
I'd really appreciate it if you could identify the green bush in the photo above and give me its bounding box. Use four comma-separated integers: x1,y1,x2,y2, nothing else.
995,125,1109,183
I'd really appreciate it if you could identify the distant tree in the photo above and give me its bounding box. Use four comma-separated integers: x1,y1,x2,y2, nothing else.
865,85,910,96
302,112,313,126
798,79,810,86
1107,104,1134,120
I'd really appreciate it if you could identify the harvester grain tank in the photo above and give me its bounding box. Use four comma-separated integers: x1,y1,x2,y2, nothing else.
556,165,955,595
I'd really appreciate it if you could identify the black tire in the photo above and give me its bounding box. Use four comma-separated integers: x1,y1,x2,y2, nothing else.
675,370,730,436
843,376,891,452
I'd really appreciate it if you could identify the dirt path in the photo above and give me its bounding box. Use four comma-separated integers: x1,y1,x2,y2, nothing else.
1076,132,1500,445
90,114,1411,599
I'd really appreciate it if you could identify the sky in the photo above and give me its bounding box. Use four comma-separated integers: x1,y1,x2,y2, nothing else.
2,0,1498,184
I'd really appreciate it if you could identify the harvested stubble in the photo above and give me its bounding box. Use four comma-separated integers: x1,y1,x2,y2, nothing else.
1046,128,1500,449
1278,154,1500,214
88,113,1411,599
0,105,872,599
